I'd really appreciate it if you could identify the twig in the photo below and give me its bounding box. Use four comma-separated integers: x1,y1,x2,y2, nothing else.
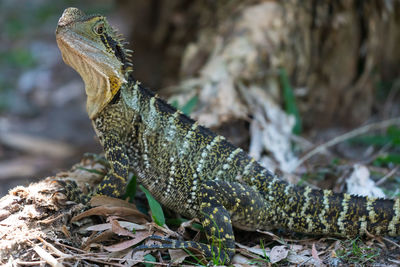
15,260,46,266
37,237,68,258
382,236,400,249
376,166,400,186
293,117,400,170
54,241,89,254
361,142,392,165
33,245,64,267
38,213,65,224
59,255,125,266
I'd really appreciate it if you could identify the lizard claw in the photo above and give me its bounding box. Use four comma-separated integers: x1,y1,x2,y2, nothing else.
52,179,91,204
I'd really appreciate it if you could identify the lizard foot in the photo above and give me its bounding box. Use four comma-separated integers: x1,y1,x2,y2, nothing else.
53,179,91,204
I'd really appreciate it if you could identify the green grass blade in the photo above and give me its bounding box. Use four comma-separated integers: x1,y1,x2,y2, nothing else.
349,135,392,146
171,95,198,116
181,95,198,116
139,185,165,226
279,68,302,135
374,153,400,166
388,126,400,145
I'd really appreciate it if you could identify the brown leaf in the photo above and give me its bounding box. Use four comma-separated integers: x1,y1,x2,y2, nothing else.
111,219,136,238
71,205,148,224
83,229,115,248
312,243,323,266
104,230,152,252
90,195,137,209
311,243,320,260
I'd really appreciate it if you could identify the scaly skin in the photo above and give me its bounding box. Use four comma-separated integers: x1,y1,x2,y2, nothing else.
56,7,400,263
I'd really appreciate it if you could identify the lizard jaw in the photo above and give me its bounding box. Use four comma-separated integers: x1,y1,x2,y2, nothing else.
56,8,125,119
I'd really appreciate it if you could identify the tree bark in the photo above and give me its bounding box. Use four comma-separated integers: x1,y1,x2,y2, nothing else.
118,0,400,128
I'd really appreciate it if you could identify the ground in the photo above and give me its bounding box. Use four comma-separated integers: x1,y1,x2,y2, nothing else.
1,155,400,266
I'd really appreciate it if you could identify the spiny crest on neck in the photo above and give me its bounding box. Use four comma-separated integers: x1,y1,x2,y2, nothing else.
102,26,133,73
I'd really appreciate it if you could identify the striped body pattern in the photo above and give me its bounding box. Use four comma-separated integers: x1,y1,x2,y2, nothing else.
98,78,400,237
56,8,400,263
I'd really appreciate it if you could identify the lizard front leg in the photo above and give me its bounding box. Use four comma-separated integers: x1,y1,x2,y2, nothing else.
95,130,129,198
54,131,128,203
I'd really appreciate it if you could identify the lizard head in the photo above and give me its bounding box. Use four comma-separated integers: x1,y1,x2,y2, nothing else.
56,7,131,119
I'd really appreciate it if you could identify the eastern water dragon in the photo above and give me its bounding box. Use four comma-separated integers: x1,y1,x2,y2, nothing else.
55,7,400,263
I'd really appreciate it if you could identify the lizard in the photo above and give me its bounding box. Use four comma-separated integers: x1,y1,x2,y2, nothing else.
55,7,400,264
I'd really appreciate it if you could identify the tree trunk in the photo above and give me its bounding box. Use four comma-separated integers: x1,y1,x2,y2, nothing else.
118,0,400,129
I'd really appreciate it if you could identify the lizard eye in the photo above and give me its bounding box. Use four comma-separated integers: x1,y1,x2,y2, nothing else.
93,22,105,35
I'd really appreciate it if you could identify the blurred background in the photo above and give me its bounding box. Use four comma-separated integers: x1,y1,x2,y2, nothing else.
1,0,399,197
0,1,115,195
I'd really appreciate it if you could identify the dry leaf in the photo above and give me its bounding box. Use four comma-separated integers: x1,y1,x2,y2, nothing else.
311,243,320,260
83,229,115,247
104,231,152,252
286,251,311,264
110,220,137,238
122,249,149,265
236,243,270,257
90,195,138,209
269,245,288,264
168,249,189,264
86,221,146,232
289,244,303,252
71,206,148,224
232,254,253,265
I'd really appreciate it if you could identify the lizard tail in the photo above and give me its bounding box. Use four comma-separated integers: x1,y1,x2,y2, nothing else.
266,180,400,237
